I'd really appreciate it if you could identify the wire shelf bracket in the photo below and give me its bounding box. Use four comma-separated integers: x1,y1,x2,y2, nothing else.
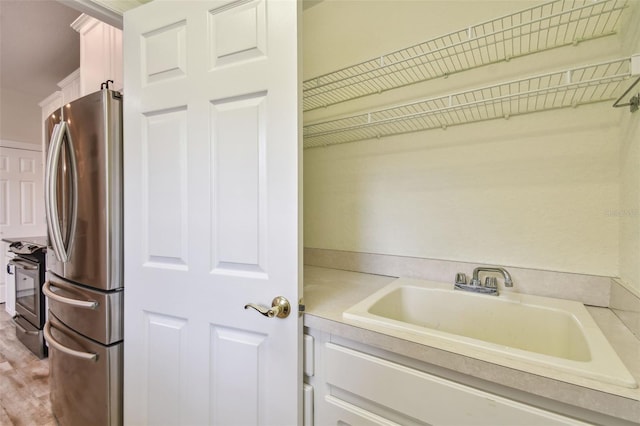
613,54,640,112
612,76,640,112
303,0,629,112
304,57,634,149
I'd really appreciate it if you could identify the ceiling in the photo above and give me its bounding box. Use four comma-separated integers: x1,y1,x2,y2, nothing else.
1,0,81,100
0,0,321,102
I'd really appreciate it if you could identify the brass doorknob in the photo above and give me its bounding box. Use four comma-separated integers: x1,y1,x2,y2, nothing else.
244,296,291,318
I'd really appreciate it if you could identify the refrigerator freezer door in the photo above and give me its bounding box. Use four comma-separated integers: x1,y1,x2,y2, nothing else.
46,312,122,426
45,272,123,345
14,314,47,359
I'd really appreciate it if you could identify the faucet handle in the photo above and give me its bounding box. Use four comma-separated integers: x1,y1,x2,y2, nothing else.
455,273,467,285
484,276,498,288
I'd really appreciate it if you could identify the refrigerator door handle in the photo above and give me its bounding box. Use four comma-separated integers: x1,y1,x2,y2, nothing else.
45,122,63,261
44,321,97,361
43,281,99,309
45,121,78,263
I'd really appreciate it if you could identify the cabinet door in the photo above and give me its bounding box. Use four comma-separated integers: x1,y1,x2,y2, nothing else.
72,16,122,95
58,69,81,104
323,343,588,426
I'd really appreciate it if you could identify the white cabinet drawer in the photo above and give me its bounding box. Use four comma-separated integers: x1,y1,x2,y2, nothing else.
325,343,588,426
324,395,400,426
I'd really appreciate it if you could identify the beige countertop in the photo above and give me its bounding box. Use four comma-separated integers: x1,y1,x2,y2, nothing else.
303,265,640,424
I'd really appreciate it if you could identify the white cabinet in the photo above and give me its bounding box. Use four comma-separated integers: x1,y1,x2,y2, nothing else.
304,328,598,426
39,69,81,120
71,14,122,95
39,91,63,122
39,14,122,120
4,252,15,314
0,250,7,304
39,13,122,157
39,69,81,162
58,69,81,105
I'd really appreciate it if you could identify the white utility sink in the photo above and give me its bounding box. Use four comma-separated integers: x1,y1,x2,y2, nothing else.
343,278,637,389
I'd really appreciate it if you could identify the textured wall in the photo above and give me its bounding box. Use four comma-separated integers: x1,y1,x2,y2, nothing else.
619,116,640,292
618,4,640,294
303,0,633,277
0,88,42,144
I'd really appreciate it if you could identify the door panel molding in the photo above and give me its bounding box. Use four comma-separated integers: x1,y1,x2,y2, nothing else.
124,1,301,424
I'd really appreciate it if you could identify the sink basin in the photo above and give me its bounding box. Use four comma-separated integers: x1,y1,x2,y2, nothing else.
343,278,637,389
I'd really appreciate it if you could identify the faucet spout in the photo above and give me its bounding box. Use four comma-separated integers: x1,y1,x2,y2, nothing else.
472,267,513,287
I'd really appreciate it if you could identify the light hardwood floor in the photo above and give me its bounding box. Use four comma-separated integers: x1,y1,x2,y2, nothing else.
0,306,55,425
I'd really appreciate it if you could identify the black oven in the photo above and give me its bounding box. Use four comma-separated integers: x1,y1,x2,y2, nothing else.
8,241,47,358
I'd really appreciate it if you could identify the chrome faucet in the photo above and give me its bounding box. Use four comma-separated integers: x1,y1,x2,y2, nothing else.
471,266,513,287
454,266,513,296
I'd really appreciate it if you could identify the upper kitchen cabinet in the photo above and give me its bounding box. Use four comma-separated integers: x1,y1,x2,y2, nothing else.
40,15,122,126
71,14,123,96
38,69,81,121
40,14,122,156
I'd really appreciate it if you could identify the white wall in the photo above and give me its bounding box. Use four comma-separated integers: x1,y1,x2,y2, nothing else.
303,0,636,277
618,4,640,294
620,112,640,293
0,88,42,144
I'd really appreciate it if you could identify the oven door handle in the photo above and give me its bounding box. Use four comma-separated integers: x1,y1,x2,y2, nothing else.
8,259,38,271
43,281,98,309
44,321,97,361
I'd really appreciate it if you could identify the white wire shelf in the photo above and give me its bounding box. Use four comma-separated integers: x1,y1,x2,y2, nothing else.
303,58,632,149
303,0,628,112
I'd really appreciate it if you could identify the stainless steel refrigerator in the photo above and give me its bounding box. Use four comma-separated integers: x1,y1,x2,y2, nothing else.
43,89,123,426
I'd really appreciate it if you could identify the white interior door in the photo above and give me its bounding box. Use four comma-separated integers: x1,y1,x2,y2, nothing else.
0,143,46,239
0,142,46,305
123,1,301,425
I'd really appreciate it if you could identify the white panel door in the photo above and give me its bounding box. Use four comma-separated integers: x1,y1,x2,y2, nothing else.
123,1,301,425
0,144,45,239
0,143,46,305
